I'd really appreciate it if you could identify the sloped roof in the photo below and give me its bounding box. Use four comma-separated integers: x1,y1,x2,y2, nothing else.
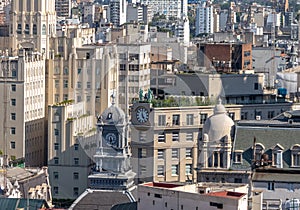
0,198,49,210
111,202,137,210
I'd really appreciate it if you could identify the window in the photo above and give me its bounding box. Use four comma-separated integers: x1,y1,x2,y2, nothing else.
186,148,192,158
268,111,275,119
10,141,15,149
172,114,180,125
268,182,275,191
241,112,248,120
172,149,179,159
235,152,242,163
53,172,59,179
140,165,146,175
200,113,207,124
11,113,16,120
172,131,179,141
171,165,179,176
12,70,17,77
186,132,193,141
55,80,59,88
63,67,68,75
185,164,192,175
42,24,46,35
291,145,300,167
54,157,59,164
33,24,37,34
11,84,16,91
17,24,21,34
272,144,283,168
25,24,29,34
53,187,58,195
157,149,165,159
11,127,16,135
158,115,166,126
54,129,59,136
77,68,82,74
73,172,79,180
11,99,16,106
158,132,165,142
157,165,164,176
54,143,59,150
73,187,79,197
74,144,79,151
138,148,147,158
254,83,259,90
86,82,91,89
63,80,68,88
186,114,194,125
74,158,79,165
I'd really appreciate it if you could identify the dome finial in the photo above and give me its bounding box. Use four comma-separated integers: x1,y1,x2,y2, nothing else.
111,92,116,105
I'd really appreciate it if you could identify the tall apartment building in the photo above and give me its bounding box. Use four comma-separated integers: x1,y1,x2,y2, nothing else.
109,0,127,26
0,49,46,167
195,0,214,35
117,43,151,113
142,0,187,20
55,0,72,18
127,3,143,23
48,102,96,199
9,0,56,58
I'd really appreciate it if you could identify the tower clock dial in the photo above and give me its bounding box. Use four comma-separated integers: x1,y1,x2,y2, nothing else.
136,107,149,123
105,133,117,146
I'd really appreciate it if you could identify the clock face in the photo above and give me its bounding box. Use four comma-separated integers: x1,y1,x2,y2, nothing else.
105,133,117,146
136,107,149,123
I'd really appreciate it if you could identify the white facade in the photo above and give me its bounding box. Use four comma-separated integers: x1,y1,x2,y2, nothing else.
196,1,214,35
109,0,127,26
142,0,186,19
174,17,190,45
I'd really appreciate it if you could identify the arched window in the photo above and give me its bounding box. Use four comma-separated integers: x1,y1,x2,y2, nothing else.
291,144,300,167
42,24,46,35
272,144,284,168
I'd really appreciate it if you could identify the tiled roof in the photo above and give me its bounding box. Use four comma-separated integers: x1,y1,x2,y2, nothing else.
0,198,49,210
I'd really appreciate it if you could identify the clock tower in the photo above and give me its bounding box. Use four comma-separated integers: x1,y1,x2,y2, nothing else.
88,97,135,190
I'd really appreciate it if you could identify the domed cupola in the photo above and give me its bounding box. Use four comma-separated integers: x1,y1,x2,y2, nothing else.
98,96,125,126
202,99,234,143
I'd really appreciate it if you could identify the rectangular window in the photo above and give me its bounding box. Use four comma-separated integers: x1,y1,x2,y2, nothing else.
12,70,17,77
74,158,79,165
73,172,79,180
171,165,179,176
73,187,79,197
54,157,59,164
157,149,165,159
292,154,300,166
63,80,68,88
11,113,16,120
55,80,59,88
86,82,91,89
235,152,242,163
172,132,179,141
158,115,166,126
11,127,16,135
254,83,259,90
140,165,146,175
157,165,164,176
158,133,165,142
268,111,275,119
200,113,207,124
172,114,180,125
53,187,58,195
186,114,194,125
268,182,275,190
11,84,16,91
185,164,192,175
63,94,68,101
10,141,15,149
186,148,192,158
11,99,16,106
138,148,147,158
53,172,59,179
54,143,59,150
241,112,248,120
54,129,59,136
74,144,79,151
172,148,179,159
273,151,282,168
186,133,193,141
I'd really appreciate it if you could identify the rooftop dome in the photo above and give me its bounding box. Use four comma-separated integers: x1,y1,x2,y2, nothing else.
203,99,234,142
99,96,125,125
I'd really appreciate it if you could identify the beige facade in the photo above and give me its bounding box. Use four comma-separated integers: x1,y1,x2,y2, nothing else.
9,0,56,58
130,101,293,184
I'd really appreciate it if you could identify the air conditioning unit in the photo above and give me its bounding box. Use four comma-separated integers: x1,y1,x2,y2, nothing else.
256,116,261,121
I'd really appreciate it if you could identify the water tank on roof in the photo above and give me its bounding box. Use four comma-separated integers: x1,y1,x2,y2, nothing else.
278,87,287,97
